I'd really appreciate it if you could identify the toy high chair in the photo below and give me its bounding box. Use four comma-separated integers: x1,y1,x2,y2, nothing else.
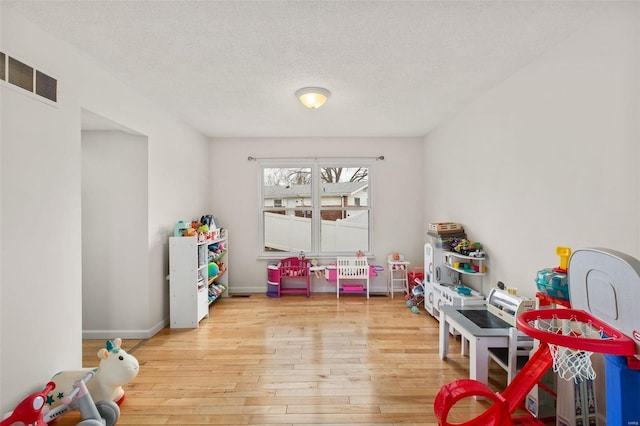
387,252,409,298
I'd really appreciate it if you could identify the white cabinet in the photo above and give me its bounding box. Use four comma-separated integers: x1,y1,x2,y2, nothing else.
169,233,228,328
425,242,459,286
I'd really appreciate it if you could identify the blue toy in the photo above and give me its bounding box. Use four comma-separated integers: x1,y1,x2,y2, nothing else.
208,262,219,278
174,221,188,237
406,282,425,313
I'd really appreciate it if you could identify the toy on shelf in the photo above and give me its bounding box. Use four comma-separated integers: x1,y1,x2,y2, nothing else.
175,215,223,240
48,338,138,409
197,224,209,242
200,215,220,232
173,220,189,237
208,241,226,260
208,262,220,278
535,246,571,302
450,239,485,258
209,283,227,303
428,222,465,235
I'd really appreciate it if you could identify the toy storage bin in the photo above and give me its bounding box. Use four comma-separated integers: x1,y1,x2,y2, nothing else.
267,264,280,298
267,264,280,283
427,231,467,250
428,222,464,235
535,268,569,301
325,265,337,282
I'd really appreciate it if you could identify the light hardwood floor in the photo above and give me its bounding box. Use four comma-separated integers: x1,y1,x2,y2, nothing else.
64,294,520,425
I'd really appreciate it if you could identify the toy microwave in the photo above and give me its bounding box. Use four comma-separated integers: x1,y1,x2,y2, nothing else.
486,288,536,327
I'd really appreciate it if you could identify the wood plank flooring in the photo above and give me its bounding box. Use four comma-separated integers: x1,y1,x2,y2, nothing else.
61,294,520,425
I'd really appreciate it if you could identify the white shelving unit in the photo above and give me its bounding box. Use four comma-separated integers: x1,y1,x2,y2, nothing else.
169,232,228,328
443,251,486,294
206,232,228,305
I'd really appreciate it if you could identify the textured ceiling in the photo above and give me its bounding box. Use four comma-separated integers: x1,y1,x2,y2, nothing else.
6,1,605,138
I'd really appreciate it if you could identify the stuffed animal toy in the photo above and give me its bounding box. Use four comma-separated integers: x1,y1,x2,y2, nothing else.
310,259,323,278
47,338,139,408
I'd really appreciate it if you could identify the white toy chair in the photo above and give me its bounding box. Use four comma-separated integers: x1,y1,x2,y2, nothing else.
387,253,410,298
488,327,535,384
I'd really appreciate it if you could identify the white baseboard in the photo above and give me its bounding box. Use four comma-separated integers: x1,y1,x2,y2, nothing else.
229,285,390,295
82,318,168,340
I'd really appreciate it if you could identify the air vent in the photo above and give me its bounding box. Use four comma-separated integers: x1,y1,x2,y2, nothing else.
0,52,5,81
8,57,33,92
36,70,57,102
1,51,57,103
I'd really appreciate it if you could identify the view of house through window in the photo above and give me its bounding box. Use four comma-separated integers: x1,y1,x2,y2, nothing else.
261,163,371,257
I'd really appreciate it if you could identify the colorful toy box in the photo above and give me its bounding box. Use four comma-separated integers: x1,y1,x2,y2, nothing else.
428,222,465,235
535,268,569,301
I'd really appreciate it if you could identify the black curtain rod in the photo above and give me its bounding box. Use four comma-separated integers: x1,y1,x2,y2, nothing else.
247,155,384,161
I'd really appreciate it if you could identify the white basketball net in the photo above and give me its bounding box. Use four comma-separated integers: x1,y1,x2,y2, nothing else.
535,316,613,383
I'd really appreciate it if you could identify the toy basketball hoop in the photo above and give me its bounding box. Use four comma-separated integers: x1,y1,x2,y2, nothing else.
517,308,636,382
435,248,640,426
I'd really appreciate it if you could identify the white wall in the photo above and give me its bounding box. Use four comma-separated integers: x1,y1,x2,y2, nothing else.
0,5,209,411
423,3,640,298
82,130,149,337
208,138,425,293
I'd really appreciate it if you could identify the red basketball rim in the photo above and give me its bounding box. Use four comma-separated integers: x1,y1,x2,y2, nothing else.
517,308,636,356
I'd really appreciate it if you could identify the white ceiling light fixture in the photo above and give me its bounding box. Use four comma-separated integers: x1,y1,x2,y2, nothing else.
295,87,331,109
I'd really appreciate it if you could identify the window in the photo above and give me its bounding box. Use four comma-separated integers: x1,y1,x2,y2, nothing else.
260,161,372,258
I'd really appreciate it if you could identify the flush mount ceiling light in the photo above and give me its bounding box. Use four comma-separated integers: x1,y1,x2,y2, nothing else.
295,87,331,109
